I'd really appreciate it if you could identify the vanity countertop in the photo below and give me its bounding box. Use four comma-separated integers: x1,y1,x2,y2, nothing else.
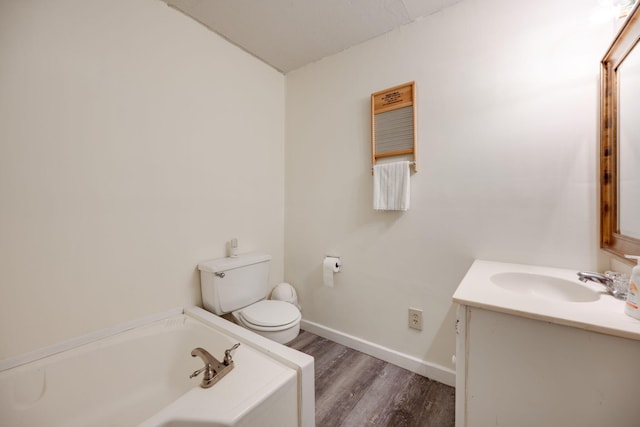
453,260,640,341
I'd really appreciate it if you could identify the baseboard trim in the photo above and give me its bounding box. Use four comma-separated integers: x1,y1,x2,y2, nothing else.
300,319,456,387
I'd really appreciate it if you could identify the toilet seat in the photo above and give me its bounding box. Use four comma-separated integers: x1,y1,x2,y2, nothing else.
234,300,301,332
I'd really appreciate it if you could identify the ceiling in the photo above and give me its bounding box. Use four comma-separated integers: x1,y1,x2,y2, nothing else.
164,0,462,73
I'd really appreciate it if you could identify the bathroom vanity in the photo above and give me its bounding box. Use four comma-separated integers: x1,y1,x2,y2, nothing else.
453,260,640,427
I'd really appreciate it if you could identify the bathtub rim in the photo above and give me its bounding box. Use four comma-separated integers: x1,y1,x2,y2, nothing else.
0,307,184,372
185,306,315,427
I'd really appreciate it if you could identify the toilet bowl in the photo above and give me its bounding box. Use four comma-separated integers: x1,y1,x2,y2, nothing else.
231,300,301,344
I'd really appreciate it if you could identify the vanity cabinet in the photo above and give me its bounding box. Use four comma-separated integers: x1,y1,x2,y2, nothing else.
453,260,640,427
455,305,640,427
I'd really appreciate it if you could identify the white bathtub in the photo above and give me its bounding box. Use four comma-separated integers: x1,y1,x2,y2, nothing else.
0,307,315,427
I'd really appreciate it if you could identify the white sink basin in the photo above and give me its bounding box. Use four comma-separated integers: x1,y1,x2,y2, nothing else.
490,272,600,303
453,260,640,342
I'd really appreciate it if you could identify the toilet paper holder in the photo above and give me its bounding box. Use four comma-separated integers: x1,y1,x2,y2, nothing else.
323,256,341,288
325,255,342,269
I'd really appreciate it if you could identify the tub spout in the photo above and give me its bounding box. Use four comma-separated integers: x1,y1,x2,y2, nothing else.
190,344,239,388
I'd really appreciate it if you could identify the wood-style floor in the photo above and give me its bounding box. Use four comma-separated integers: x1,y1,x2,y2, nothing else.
288,331,455,427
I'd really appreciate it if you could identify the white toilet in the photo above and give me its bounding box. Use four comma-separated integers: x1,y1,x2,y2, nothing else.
197,253,301,344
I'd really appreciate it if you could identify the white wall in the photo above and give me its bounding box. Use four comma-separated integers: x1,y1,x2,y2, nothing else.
0,0,285,359
285,0,613,374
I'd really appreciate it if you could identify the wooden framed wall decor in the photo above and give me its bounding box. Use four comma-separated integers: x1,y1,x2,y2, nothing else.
371,82,417,171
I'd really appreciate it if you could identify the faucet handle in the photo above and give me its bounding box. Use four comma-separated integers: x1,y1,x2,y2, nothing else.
190,363,212,379
224,343,240,365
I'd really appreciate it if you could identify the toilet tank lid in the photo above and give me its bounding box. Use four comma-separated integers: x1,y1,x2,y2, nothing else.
198,253,272,273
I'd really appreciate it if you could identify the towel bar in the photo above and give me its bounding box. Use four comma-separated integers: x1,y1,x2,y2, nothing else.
371,161,416,172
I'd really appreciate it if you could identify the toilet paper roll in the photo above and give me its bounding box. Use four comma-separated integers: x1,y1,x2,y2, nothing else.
323,257,341,288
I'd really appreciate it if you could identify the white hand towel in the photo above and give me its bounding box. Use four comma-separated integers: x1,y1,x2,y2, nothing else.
373,161,411,211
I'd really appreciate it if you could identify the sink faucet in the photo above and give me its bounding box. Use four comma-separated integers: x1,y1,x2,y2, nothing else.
189,344,240,388
577,271,626,300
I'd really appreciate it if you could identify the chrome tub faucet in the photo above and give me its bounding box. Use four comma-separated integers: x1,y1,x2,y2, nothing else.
190,343,240,388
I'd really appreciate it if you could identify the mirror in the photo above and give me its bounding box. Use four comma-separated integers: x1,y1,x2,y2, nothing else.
600,1,640,258
618,43,640,238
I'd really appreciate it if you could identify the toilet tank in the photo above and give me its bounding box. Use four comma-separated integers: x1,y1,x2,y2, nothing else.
197,253,272,315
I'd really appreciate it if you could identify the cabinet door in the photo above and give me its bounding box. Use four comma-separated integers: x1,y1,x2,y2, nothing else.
465,307,640,427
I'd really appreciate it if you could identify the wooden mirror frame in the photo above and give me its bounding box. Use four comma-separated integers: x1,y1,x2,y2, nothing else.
600,1,640,259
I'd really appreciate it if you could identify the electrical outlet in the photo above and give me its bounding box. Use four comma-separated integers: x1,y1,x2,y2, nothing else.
408,308,423,331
